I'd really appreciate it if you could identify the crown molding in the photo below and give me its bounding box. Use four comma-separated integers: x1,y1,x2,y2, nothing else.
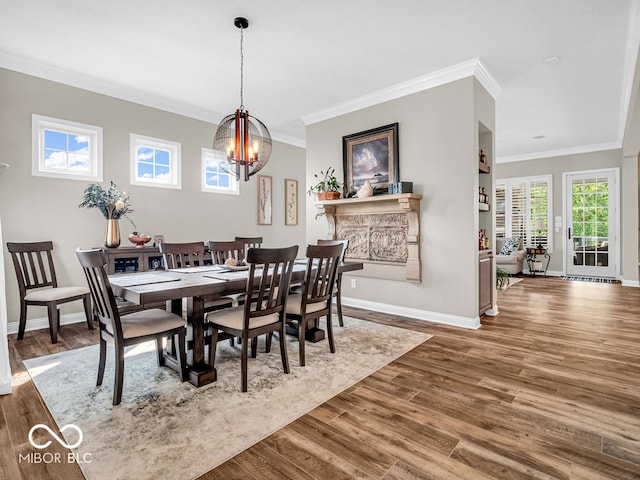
620,0,640,144
0,50,223,124
301,58,501,126
496,141,621,164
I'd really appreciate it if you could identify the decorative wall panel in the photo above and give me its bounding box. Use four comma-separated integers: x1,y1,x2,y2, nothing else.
316,193,422,281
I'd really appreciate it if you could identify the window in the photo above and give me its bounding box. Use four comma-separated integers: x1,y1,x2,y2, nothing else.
201,148,239,195
32,114,103,181
130,134,181,189
496,175,552,251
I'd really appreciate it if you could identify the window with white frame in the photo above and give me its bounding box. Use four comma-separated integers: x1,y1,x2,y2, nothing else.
201,148,239,195
32,114,103,181
130,133,181,189
495,175,553,251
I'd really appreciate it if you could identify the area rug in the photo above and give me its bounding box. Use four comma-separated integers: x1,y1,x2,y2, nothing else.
560,276,615,283
24,316,430,480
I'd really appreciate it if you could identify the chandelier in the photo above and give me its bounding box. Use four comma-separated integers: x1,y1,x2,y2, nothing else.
213,17,272,182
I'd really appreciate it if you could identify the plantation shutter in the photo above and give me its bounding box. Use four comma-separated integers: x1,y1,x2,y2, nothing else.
495,175,552,251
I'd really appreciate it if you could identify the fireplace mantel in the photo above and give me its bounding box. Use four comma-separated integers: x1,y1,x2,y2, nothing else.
316,193,422,281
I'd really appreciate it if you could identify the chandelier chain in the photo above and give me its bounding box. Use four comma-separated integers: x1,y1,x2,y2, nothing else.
239,25,244,111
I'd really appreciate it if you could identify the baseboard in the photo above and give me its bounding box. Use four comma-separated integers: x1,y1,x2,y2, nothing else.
6,312,88,336
341,296,481,329
621,279,640,287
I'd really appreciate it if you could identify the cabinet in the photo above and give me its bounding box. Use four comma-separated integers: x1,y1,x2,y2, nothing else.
479,250,493,315
101,246,164,274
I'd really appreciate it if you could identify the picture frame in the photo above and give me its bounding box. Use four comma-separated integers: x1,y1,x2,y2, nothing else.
153,234,164,247
284,178,298,226
257,175,272,225
342,123,399,195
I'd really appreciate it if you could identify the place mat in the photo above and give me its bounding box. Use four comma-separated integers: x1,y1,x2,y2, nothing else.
109,273,180,287
168,265,227,274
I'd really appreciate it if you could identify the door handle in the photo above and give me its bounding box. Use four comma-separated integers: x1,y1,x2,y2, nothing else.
567,227,571,240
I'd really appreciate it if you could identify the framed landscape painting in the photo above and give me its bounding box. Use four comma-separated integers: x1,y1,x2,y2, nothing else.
342,123,399,195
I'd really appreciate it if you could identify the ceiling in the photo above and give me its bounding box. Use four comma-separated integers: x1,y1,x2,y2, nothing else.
1,0,638,162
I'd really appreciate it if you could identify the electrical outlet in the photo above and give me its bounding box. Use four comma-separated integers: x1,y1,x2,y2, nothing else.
351,279,357,288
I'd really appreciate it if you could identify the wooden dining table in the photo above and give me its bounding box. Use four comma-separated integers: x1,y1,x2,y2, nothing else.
109,260,363,387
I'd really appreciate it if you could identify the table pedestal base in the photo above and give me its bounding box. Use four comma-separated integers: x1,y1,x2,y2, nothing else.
163,352,217,387
285,325,325,343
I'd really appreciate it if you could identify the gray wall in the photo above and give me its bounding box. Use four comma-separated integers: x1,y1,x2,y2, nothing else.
494,149,639,283
0,68,306,325
305,77,494,322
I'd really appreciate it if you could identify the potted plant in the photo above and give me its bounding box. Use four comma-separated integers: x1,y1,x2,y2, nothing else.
307,167,341,201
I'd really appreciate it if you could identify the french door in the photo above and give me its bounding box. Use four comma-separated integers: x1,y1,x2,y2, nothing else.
564,169,617,278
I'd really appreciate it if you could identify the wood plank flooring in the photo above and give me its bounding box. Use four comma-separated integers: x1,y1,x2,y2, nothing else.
2,276,640,479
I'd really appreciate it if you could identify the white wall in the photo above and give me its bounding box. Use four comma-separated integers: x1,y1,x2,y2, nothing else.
0,68,307,328
305,77,494,325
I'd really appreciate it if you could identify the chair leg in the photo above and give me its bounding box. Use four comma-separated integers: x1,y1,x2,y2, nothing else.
241,334,249,392
209,329,219,367
177,328,187,381
156,338,165,366
298,317,306,367
48,303,59,344
113,343,125,406
97,337,107,386
17,301,27,341
250,337,258,358
279,325,290,374
265,332,273,353
83,294,94,330
326,310,335,354
336,289,344,328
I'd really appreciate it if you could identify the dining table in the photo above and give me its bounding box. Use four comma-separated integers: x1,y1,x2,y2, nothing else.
109,260,363,387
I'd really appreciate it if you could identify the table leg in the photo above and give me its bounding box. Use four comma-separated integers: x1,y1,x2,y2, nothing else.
185,296,216,387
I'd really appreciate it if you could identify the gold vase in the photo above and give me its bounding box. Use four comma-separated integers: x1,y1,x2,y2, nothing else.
104,218,121,248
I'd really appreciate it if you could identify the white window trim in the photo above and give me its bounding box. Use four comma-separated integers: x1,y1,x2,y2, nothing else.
32,114,103,181
496,174,553,253
201,148,239,195
130,133,181,189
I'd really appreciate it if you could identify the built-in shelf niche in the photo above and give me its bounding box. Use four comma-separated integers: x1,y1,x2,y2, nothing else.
315,193,422,282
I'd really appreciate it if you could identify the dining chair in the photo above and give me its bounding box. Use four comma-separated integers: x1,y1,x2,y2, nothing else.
208,240,246,265
206,245,298,392
159,241,208,269
284,243,343,366
7,241,93,344
76,248,187,405
236,237,263,251
317,239,349,327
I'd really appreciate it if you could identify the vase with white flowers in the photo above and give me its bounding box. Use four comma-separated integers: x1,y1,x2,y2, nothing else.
79,181,135,248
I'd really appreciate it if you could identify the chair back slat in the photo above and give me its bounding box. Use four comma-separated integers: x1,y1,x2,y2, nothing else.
302,244,343,311
75,248,123,340
7,241,58,294
159,242,207,269
208,240,246,264
243,246,298,326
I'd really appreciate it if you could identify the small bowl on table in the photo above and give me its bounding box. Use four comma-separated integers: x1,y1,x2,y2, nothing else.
128,233,152,248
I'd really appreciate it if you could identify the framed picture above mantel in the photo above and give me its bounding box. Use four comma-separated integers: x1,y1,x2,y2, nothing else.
342,123,399,196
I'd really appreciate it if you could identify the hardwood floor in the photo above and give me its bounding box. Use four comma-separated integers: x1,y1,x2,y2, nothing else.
3,276,640,479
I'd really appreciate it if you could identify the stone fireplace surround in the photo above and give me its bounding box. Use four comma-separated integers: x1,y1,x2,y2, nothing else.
315,193,422,282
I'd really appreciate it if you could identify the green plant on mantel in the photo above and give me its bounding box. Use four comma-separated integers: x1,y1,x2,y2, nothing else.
307,167,341,195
